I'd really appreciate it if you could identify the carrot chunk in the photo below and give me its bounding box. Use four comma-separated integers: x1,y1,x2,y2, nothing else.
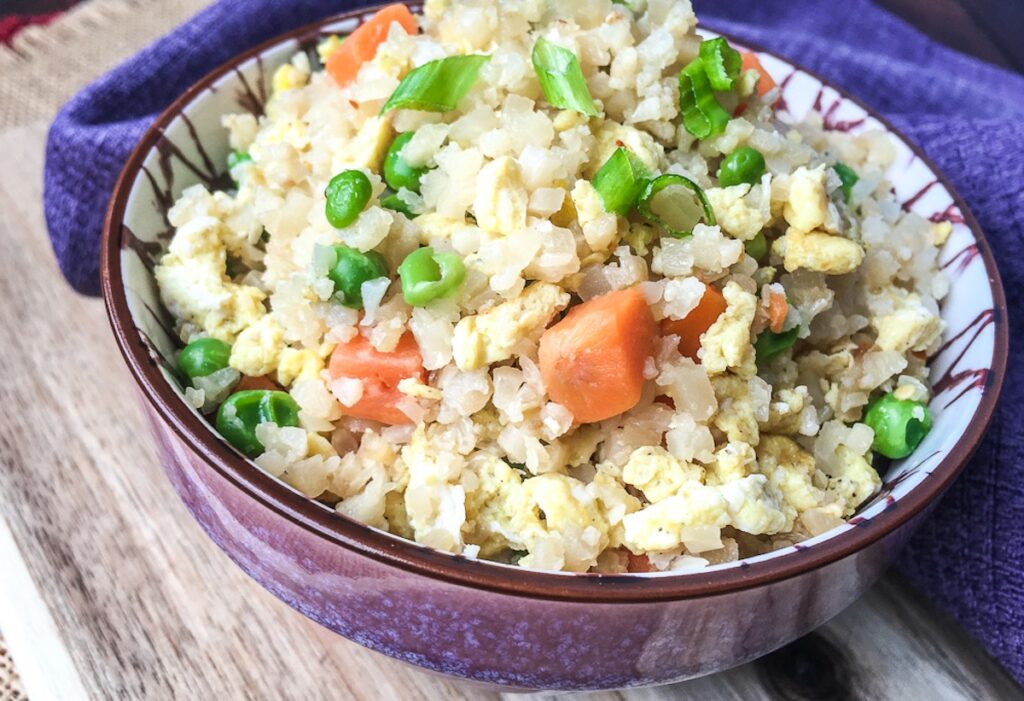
539,287,656,424
661,285,728,362
741,52,777,98
326,4,419,88
767,291,788,334
328,331,425,425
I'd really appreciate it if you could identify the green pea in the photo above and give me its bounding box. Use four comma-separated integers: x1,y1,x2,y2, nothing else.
384,132,429,194
381,191,415,218
327,245,389,309
755,326,799,361
718,147,767,187
745,231,768,261
215,390,301,458
227,150,252,170
178,338,232,381
863,393,932,459
398,247,466,307
325,170,373,229
833,162,859,204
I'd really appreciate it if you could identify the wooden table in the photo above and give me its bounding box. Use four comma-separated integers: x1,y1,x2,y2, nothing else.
1,2,1023,697
1,124,1020,701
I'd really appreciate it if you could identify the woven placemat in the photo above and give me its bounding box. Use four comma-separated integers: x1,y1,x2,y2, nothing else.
0,4,214,695
0,636,25,701
0,0,213,128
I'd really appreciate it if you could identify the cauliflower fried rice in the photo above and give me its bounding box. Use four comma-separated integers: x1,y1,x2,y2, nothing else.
154,0,949,573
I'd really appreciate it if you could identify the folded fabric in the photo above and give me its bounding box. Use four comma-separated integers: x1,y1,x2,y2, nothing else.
43,0,1024,682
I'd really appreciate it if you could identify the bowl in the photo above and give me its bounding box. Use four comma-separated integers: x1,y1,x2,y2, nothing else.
100,4,1008,691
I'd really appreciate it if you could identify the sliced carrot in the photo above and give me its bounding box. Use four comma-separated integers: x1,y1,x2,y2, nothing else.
538,287,656,424
767,291,788,334
627,552,655,573
328,331,425,425
326,3,419,88
741,52,777,98
661,285,728,362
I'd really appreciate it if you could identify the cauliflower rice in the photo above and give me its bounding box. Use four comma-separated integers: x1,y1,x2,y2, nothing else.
154,0,948,573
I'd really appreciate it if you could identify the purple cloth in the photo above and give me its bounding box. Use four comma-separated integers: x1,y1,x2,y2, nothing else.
44,0,1024,682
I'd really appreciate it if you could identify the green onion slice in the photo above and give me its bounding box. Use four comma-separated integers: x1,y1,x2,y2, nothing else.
834,162,859,204
381,55,490,114
679,59,732,140
755,327,800,361
637,174,716,237
531,37,599,116
699,38,742,92
592,147,650,216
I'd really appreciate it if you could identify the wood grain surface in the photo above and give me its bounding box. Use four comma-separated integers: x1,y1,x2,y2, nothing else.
0,120,1020,700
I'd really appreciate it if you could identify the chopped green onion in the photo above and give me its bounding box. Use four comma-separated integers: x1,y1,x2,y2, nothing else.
864,393,933,459
227,150,252,170
637,174,716,237
755,326,799,361
699,37,742,92
531,37,599,116
834,162,859,204
745,231,768,261
592,147,650,216
381,55,490,114
679,58,732,140
381,191,415,217
398,247,466,306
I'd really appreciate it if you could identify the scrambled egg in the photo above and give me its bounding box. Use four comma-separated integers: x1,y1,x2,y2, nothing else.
705,179,771,241
272,63,309,94
571,179,619,253
154,214,267,343
401,426,468,553
463,454,541,556
700,282,757,378
621,446,703,502
345,115,394,172
230,314,285,377
756,435,825,513
756,435,879,519
711,376,760,445
276,347,325,386
452,282,570,371
783,165,830,234
872,290,944,353
824,445,881,517
588,122,664,176
781,227,864,276
521,473,610,571
621,475,789,552
473,156,528,236
316,35,345,64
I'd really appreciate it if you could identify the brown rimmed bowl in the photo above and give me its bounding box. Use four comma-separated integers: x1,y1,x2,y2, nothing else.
100,3,1008,691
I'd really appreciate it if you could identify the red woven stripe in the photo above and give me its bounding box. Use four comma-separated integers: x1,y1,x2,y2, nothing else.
0,12,63,45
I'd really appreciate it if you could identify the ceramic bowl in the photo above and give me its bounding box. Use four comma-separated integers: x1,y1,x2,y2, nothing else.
100,4,1008,691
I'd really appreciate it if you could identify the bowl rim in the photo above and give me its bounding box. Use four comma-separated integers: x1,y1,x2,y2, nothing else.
101,2,1009,603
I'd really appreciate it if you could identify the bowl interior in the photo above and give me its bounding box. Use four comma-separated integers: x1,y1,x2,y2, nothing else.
104,10,1006,590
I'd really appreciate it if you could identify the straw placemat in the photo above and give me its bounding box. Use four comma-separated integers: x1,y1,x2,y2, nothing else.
0,0,213,128
0,4,214,695
0,637,25,701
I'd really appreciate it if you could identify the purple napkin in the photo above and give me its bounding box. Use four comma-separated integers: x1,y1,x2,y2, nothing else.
44,0,1024,682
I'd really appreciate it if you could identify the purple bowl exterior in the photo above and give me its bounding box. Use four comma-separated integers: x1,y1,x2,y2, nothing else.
146,402,925,689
